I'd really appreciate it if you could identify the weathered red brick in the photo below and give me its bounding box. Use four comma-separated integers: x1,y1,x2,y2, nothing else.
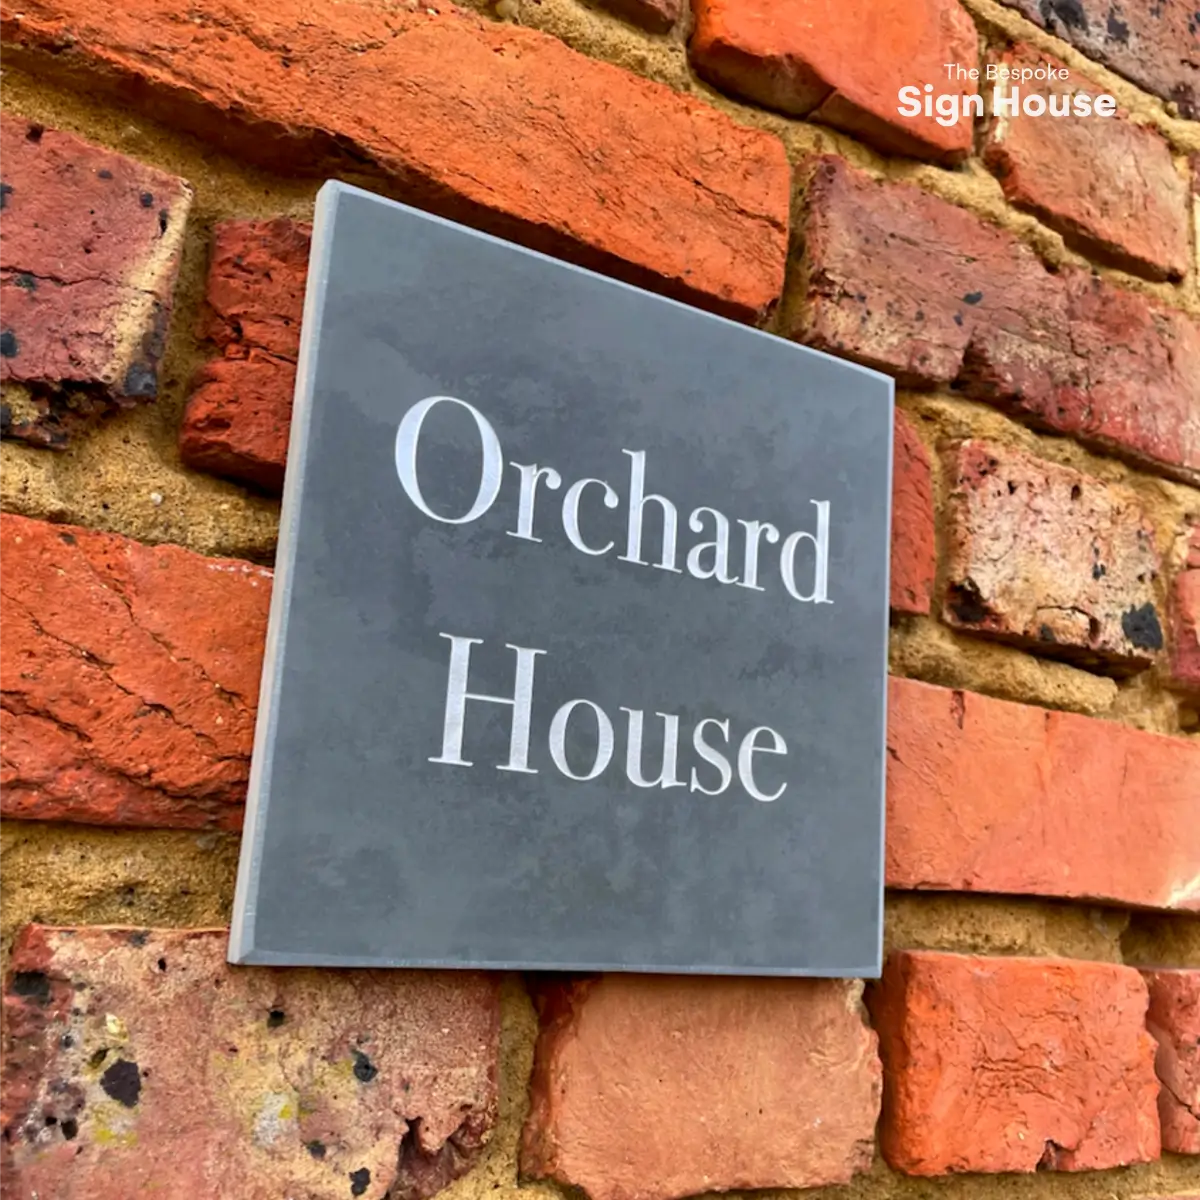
997,0,1199,118
869,951,1161,1175
521,974,880,1200
0,115,192,446
1,0,789,322
595,0,680,33
886,675,1200,911
943,441,1162,671
0,513,269,830
983,44,1189,281
1142,969,1200,1154
793,156,1200,485
890,410,935,616
690,0,977,162
1170,526,1200,693
181,357,295,492
794,154,1018,386
199,217,310,360
1175,570,1200,690
180,219,309,491
1,925,499,1200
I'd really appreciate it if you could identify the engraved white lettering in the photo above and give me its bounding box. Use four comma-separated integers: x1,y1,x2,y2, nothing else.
690,718,732,795
736,519,780,592
686,507,738,584
395,396,503,524
429,633,544,774
430,634,790,801
395,398,835,604
738,726,788,802
779,501,832,604
508,462,562,543
619,449,683,573
621,708,686,789
549,699,615,780
562,477,620,556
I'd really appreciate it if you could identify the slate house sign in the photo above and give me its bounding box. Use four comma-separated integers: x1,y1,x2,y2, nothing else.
230,182,894,977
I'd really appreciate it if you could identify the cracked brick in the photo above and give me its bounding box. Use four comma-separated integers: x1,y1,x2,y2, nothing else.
1,925,499,1199
1142,969,1200,1154
690,0,978,163
869,951,1161,1175
943,441,1162,672
521,974,880,1200
0,114,192,446
791,156,1200,484
0,512,270,829
2,0,789,322
982,43,1189,282
886,676,1200,911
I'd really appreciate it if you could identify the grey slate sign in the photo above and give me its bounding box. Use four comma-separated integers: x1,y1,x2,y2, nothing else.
229,182,894,977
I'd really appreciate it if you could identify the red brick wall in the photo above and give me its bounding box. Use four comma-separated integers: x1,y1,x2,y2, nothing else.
1,1,1198,1198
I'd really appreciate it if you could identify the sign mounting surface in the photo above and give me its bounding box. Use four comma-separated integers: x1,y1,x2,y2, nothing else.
230,181,894,976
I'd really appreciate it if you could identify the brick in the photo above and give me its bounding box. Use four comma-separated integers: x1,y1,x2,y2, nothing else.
0,513,269,830
180,219,309,492
943,441,1161,671
1,925,499,1199
793,156,1200,485
690,0,977,163
0,115,192,447
869,951,1161,1175
997,0,1199,119
1169,526,1200,693
595,0,681,33
521,974,880,1200
200,217,310,360
886,675,1200,911
1142,969,1200,1154
182,358,295,493
890,410,935,615
983,44,1189,281
794,154,1033,387
1,0,789,323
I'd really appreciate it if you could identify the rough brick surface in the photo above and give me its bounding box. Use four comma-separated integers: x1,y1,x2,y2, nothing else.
890,411,935,615
0,115,192,446
195,230,943,605
870,951,1161,1175
1170,526,1200,693
1,925,499,1200
0,513,269,830
521,974,880,1200
1,0,789,322
983,44,1189,281
1142,969,1200,1154
690,0,977,162
998,0,1199,118
943,441,1162,671
595,0,680,33
793,156,1200,484
180,219,309,492
886,676,1200,911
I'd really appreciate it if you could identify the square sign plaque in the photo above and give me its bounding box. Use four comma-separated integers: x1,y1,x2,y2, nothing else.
230,182,893,976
